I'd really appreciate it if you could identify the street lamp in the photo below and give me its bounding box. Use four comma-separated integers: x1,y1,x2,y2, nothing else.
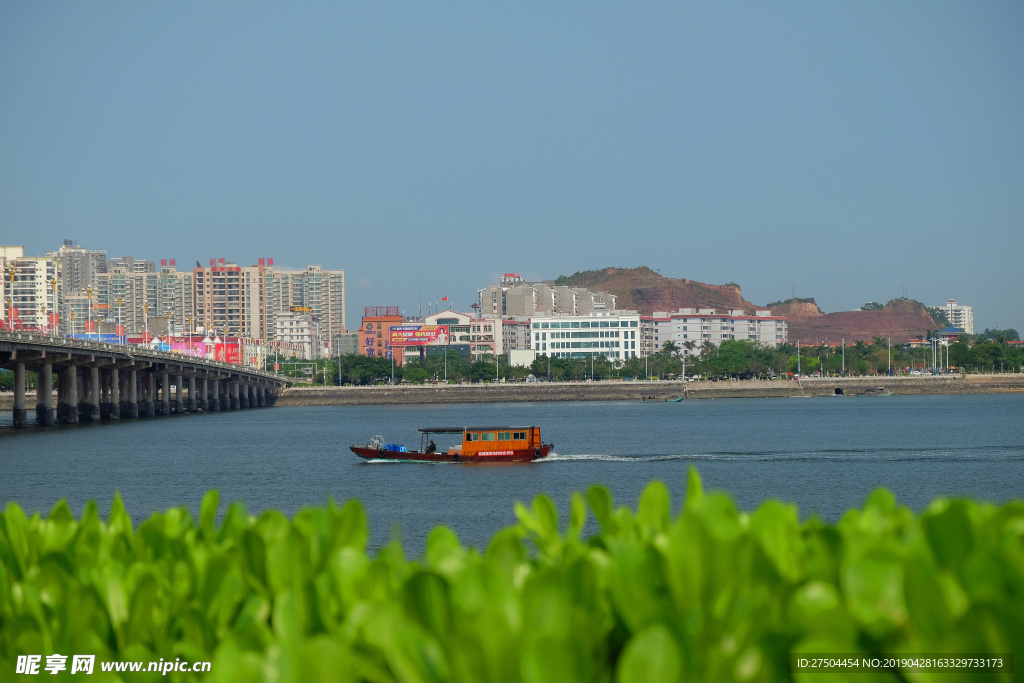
7,266,15,331
50,277,57,337
86,286,93,340
144,303,150,343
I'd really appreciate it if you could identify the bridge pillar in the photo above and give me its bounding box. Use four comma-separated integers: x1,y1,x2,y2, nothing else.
258,386,265,407
210,379,220,411
160,372,171,416
144,371,156,417
13,362,27,428
229,381,239,410
84,366,101,422
221,382,230,411
239,383,249,409
200,377,209,411
125,368,139,418
57,365,78,423
174,374,184,414
187,375,197,412
36,362,54,425
106,368,120,421
99,369,111,420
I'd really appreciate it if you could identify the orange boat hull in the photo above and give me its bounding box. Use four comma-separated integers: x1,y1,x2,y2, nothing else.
350,444,553,463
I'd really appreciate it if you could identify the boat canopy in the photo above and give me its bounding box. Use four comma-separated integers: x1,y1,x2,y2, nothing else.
418,426,536,434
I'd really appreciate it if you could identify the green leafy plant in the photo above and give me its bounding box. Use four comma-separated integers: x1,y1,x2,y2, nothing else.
1,471,1021,681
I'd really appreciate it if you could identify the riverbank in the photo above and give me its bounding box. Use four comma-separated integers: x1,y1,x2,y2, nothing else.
271,374,1024,406
4,374,1022,411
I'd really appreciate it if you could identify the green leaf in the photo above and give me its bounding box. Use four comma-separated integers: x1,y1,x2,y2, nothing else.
922,500,975,576
567,492,587,540
199,489,219,541
685,466,704,504
616,624,683,683
637,481,671,536
587,485,618,535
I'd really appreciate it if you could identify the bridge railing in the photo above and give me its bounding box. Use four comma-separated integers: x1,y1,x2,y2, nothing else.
0,331,282,382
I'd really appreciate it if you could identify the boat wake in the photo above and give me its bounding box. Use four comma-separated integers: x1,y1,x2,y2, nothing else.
543,446,1024,463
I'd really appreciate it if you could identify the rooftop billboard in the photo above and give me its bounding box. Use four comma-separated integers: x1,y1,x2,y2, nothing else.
389,325,450,346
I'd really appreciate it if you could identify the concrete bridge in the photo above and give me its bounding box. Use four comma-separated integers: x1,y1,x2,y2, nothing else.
1,331,285,428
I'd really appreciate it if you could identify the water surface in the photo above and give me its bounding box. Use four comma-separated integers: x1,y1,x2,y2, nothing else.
2,394,1022,554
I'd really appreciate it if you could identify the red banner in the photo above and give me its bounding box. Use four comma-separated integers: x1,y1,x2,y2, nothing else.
215,343,241,364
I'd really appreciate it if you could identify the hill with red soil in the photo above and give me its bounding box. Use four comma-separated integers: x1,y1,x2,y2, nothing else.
769,297,939,343
558,267,940,342
556,267,758,315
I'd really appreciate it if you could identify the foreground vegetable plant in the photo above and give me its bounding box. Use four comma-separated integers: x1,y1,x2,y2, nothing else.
1,469,1021,682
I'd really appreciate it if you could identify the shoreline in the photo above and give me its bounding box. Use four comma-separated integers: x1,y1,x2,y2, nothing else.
270,374,1024,406
4,375,1022,411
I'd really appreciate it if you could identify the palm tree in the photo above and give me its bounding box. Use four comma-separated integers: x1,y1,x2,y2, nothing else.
700,340,715,362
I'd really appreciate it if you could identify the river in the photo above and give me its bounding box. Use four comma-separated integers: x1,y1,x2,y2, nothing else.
2,394,1022,555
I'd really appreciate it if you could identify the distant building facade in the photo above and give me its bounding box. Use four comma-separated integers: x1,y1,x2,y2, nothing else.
358,306,403,362
274,311,314,359
478,273,617,317
96,264,194,335
642,309,788,356
530,310,641,360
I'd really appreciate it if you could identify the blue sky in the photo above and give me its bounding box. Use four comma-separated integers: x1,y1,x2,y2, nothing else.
2,2,1021,332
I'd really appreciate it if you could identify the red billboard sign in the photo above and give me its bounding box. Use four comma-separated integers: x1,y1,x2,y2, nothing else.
215,343,241,364
390,325,450,346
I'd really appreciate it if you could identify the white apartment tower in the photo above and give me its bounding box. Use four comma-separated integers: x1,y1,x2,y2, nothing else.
944,299,974,335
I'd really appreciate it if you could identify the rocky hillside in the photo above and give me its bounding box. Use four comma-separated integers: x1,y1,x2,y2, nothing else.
556,267,758,315
557,268,940,342
769,297,940,343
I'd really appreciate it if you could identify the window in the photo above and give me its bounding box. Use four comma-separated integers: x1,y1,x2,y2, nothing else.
513,431,527,440
481,432,496,441
498,432,511,440
467,432,480,441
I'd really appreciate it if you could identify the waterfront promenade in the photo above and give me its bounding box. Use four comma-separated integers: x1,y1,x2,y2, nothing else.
271,374,1024,406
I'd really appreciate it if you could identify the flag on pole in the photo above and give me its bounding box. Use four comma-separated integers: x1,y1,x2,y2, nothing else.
442,296,448,301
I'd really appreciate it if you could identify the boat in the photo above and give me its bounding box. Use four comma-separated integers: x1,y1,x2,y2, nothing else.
857,387,894,397
350,426,553,463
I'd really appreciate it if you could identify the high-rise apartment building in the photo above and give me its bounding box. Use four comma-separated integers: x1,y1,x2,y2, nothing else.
250,261,345,346
943,299,974,335
107,256,156,273
96,265,193,334
49,240,106,293
193,260,245,336
1,247,59,332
